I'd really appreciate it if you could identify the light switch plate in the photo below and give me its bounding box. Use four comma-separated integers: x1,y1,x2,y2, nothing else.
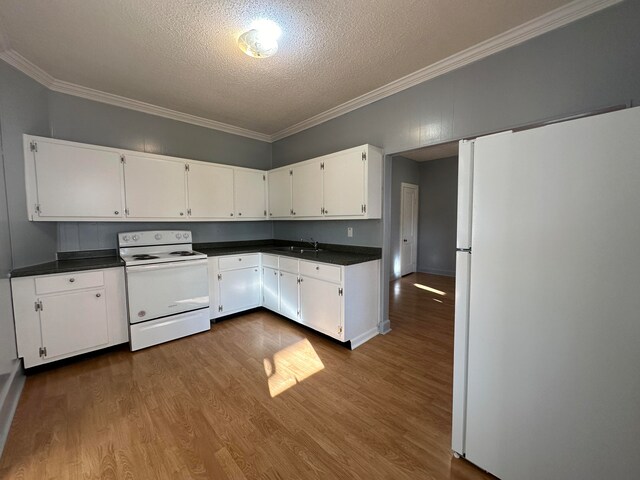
347,227,353,237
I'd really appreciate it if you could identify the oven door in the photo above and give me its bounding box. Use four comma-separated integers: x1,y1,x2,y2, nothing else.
126,259,209,323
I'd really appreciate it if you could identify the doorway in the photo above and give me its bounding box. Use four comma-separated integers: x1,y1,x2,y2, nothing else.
399,183,419,276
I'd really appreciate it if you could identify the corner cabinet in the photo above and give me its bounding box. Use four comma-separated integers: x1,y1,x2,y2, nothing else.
11,268,129,368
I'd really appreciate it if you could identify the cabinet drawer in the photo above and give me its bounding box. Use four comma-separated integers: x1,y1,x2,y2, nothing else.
279,257,299,273
299,261,341,283
262,254,279,269
35,270,104,294
219,254,260,270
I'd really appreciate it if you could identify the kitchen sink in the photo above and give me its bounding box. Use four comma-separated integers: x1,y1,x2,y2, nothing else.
268,246,324,254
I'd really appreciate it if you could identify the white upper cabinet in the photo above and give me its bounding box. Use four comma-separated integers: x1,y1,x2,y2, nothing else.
124,154,187,219
292,160,323,218
323,148,366,217
267,168,292,218
234,169,266,219
25,137,124,220
187,162,234,219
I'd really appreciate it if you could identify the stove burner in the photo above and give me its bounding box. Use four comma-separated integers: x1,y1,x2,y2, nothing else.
132,254,159,260
170,251,197,256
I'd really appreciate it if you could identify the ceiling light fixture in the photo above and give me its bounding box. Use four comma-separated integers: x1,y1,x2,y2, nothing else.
238,20,282,58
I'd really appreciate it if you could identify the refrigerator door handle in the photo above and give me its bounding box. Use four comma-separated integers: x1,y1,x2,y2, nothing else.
456,248,472,253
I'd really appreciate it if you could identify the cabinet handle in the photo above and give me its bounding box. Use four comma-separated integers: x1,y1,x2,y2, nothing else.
238,212,242,216
280,273,283,277
114,211,119,215
96,293,101,298
230,213,234,216
325,209,328,214
180,212,184,216
274,271,277,276
238,258,242,261
69,278,75,283
254,269,258,272
316,266,319,270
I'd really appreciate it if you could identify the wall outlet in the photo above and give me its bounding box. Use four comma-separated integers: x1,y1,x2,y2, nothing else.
347,227,353,238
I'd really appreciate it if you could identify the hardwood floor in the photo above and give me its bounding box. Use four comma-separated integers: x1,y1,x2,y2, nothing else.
0,273,492,479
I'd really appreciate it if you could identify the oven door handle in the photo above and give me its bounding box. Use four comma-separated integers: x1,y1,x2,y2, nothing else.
126,259,208,272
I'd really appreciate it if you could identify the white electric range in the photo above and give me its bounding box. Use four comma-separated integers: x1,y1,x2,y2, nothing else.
118,230,210,351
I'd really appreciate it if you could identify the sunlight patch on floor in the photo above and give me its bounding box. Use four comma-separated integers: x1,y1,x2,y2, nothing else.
263,338,324,397
413,283,446,296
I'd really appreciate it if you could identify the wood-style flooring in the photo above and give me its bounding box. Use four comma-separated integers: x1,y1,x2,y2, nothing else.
0,273,492,479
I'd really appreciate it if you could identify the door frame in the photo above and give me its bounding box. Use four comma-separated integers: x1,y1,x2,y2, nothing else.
399,182,419,276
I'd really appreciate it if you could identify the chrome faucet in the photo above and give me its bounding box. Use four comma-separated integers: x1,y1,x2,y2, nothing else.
301,237,319,251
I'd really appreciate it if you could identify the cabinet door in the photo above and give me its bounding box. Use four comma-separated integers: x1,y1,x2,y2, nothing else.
262,267,280,311
268,168,292,218
124,154,187,219
299,276,343,339
323,149,365,217
188,162,234,219
218,267,261,314
279,271,299,321
292,161,323,217
39,289,109,359
234,169,266,219
33,140,124,218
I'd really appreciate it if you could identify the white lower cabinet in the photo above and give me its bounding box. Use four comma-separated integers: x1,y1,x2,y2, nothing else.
262,267,280,311
299,275,342,339
279,271,299,321
11,267,129,368
209,253,381,347
210,254,261,318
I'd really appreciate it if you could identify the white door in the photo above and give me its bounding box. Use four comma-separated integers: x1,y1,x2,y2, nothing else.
39,289,109,359
323,149,365,217
399,183,419,276
234,169,266,219
292,161,323,217
299,276,343,340
188,162,234,219
262,267,279,311
465,107,640,480
124,154,187,219
33,140,124,218
268,168,292,218
219,267,261,314
279,271,299,321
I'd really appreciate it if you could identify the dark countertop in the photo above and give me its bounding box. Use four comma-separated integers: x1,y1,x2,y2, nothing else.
195,241,381,266
11,253,124,278
10,241,381,278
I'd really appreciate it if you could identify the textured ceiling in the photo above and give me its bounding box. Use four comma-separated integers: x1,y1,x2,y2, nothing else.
0,0,574,136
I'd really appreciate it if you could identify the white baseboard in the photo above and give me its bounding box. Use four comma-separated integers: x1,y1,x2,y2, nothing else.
350,327,379,349
0,361,25,457
380,319,392,335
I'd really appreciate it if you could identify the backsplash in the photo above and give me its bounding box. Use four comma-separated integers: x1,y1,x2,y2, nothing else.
57,221,274,252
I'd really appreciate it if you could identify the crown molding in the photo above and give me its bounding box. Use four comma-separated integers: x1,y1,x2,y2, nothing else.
0,49,271,143
270,0,622,141
0,0,621,144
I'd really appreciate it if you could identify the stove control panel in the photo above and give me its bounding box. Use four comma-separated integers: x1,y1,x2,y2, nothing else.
118,230,193,247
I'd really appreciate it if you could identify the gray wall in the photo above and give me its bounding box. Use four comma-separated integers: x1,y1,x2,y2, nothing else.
0,62,57,269
417,157,458,277
46,91,274,252
273,219,381,247
390,156,420,279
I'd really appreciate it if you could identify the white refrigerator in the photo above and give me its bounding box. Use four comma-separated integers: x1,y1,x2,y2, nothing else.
451,107,640,479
